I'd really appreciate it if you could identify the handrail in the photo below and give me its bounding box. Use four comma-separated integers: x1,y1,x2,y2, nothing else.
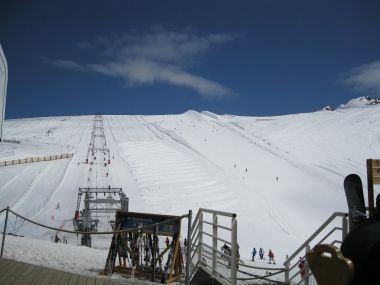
198,208,236,218
238,261,284,271
285,212,346,264
203,220,232,231
188,208,237,285
316,227,341,245
190,210,201,234
284,211,348,285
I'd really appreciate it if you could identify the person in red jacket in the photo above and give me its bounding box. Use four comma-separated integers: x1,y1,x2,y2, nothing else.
268,249,275,264
298,257,305,278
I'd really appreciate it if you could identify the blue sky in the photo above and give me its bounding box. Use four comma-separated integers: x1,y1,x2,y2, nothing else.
1,1,380,119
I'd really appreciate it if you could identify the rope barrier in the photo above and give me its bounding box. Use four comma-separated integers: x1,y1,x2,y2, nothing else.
2,208,188,235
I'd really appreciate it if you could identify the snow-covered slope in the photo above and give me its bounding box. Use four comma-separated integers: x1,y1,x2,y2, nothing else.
1,101,379,271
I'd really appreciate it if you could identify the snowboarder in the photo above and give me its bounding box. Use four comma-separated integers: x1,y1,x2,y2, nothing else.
251,247,257,261
165,237,170,247
54,235,60,243
268,249,275,264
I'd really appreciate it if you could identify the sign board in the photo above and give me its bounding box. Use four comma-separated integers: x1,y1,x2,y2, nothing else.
116,211,180,235
371,159,380,184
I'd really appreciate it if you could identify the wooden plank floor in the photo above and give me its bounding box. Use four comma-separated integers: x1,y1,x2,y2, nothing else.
0,258,126,285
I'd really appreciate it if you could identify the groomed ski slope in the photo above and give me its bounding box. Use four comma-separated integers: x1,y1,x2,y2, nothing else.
0,98,379,272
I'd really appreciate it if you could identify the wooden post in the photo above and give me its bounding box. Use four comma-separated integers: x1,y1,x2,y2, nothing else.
367,159,380,217
153,226,158,282
367,159,375,217
169,236,180,281
185,210,192,285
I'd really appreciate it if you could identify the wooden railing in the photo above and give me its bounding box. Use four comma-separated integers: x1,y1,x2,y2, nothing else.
0,153,73,167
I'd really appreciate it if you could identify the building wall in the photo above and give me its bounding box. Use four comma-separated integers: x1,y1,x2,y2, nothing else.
0,44,8,139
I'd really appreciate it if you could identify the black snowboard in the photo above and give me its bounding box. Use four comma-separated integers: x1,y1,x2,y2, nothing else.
344,174,366,227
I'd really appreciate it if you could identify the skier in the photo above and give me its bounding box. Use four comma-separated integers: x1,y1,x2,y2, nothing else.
54,234,60,243
268,249,275,264
165,237,170,247
259,248,265,260
56,202,60,210
251,247,257,261
184,238,188,249
245,168,248,173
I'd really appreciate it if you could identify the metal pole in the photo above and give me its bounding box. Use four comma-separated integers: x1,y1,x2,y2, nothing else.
1,206,10,257
231,214,237,285
153,226,158,282
198,212,203,265
284,261,290,284
212,213,218,278
185,210,192,285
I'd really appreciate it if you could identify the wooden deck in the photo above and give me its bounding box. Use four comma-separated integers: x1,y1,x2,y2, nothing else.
0,258,127,285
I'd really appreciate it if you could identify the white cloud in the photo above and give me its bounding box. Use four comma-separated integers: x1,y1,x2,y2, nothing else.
51,59,86,71
344,60,380,95
55,27,237,98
